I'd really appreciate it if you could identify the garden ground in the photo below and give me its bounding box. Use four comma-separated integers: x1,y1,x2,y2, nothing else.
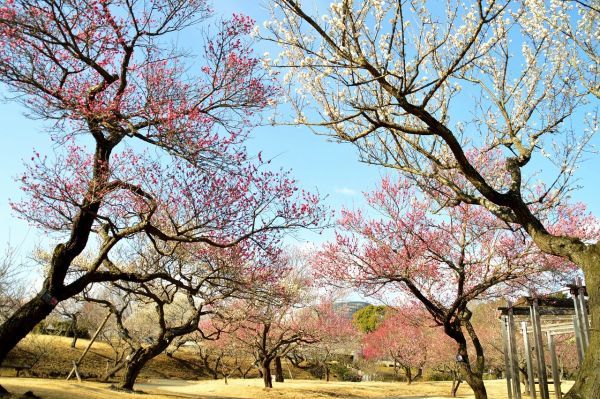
0,377,573,399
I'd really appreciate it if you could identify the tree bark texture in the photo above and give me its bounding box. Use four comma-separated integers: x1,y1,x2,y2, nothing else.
0,293,55,362
0,142,111,372
451,326,487,399
275,356,284,383
262,359,273,388
565,249,600,399
119,340,169,391
404,366,413,384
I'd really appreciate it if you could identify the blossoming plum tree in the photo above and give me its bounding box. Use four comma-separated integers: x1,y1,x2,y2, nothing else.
362,305,431,384
314,177,593,399
288,301,359,382
0,1,326,390
266,1,598,396
223,270,319,388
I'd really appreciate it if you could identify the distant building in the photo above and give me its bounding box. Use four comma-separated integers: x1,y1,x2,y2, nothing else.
333,301,371,319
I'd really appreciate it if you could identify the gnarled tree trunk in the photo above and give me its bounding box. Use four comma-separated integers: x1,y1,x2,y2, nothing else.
461,369,486,399
404,366,413,384
448,320,487,399
564,250,600,399
262,358,273,388
119,341,169,391
0,293,55,362
0,142,110,395
275,356,284,383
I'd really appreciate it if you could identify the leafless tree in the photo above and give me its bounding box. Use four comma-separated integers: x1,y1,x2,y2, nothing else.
0,247,24,324
84,244,252,391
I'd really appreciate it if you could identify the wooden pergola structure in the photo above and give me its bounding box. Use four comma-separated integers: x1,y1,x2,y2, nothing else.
497,279,590,399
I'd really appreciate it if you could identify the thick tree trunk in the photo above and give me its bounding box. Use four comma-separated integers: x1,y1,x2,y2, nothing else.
119,358,145,391
456,365,485,399
448,323,487,399
119,341,169,391
0,142,111,397
565,251,600,399
0,142,110,361
262,359,273,388
0,293,54,362
275,356,284,383
462,374,486,399
404,366,413,384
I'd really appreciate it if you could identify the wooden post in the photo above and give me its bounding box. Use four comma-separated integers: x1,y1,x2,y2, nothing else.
71,360,81,382
501,317,514,399
66,312,111,381
572,315,584,365
576,280,590,349
508,304,522,399
571,287,583,343
522,321,536,399
547,332,561,399
531,298,549,399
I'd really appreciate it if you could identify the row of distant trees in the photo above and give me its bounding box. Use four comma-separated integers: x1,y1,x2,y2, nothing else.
356,301,579,394
2,241,581,394
0,1,597,398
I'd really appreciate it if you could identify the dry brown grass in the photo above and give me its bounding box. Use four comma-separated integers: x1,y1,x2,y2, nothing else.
3,335,233,381
1,335,573,399
0,377,574,399
3,335,315,382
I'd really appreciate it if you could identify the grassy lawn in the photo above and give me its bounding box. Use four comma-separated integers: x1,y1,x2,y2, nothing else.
1,336,573,399
0,377,574,399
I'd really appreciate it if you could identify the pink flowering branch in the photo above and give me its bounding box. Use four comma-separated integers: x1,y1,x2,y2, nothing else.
0,1,325,379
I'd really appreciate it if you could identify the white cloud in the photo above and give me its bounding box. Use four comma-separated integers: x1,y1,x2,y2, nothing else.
334,187,357,196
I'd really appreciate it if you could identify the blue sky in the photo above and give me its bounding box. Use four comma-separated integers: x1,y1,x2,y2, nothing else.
0,1,388,274
0,0,598,288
